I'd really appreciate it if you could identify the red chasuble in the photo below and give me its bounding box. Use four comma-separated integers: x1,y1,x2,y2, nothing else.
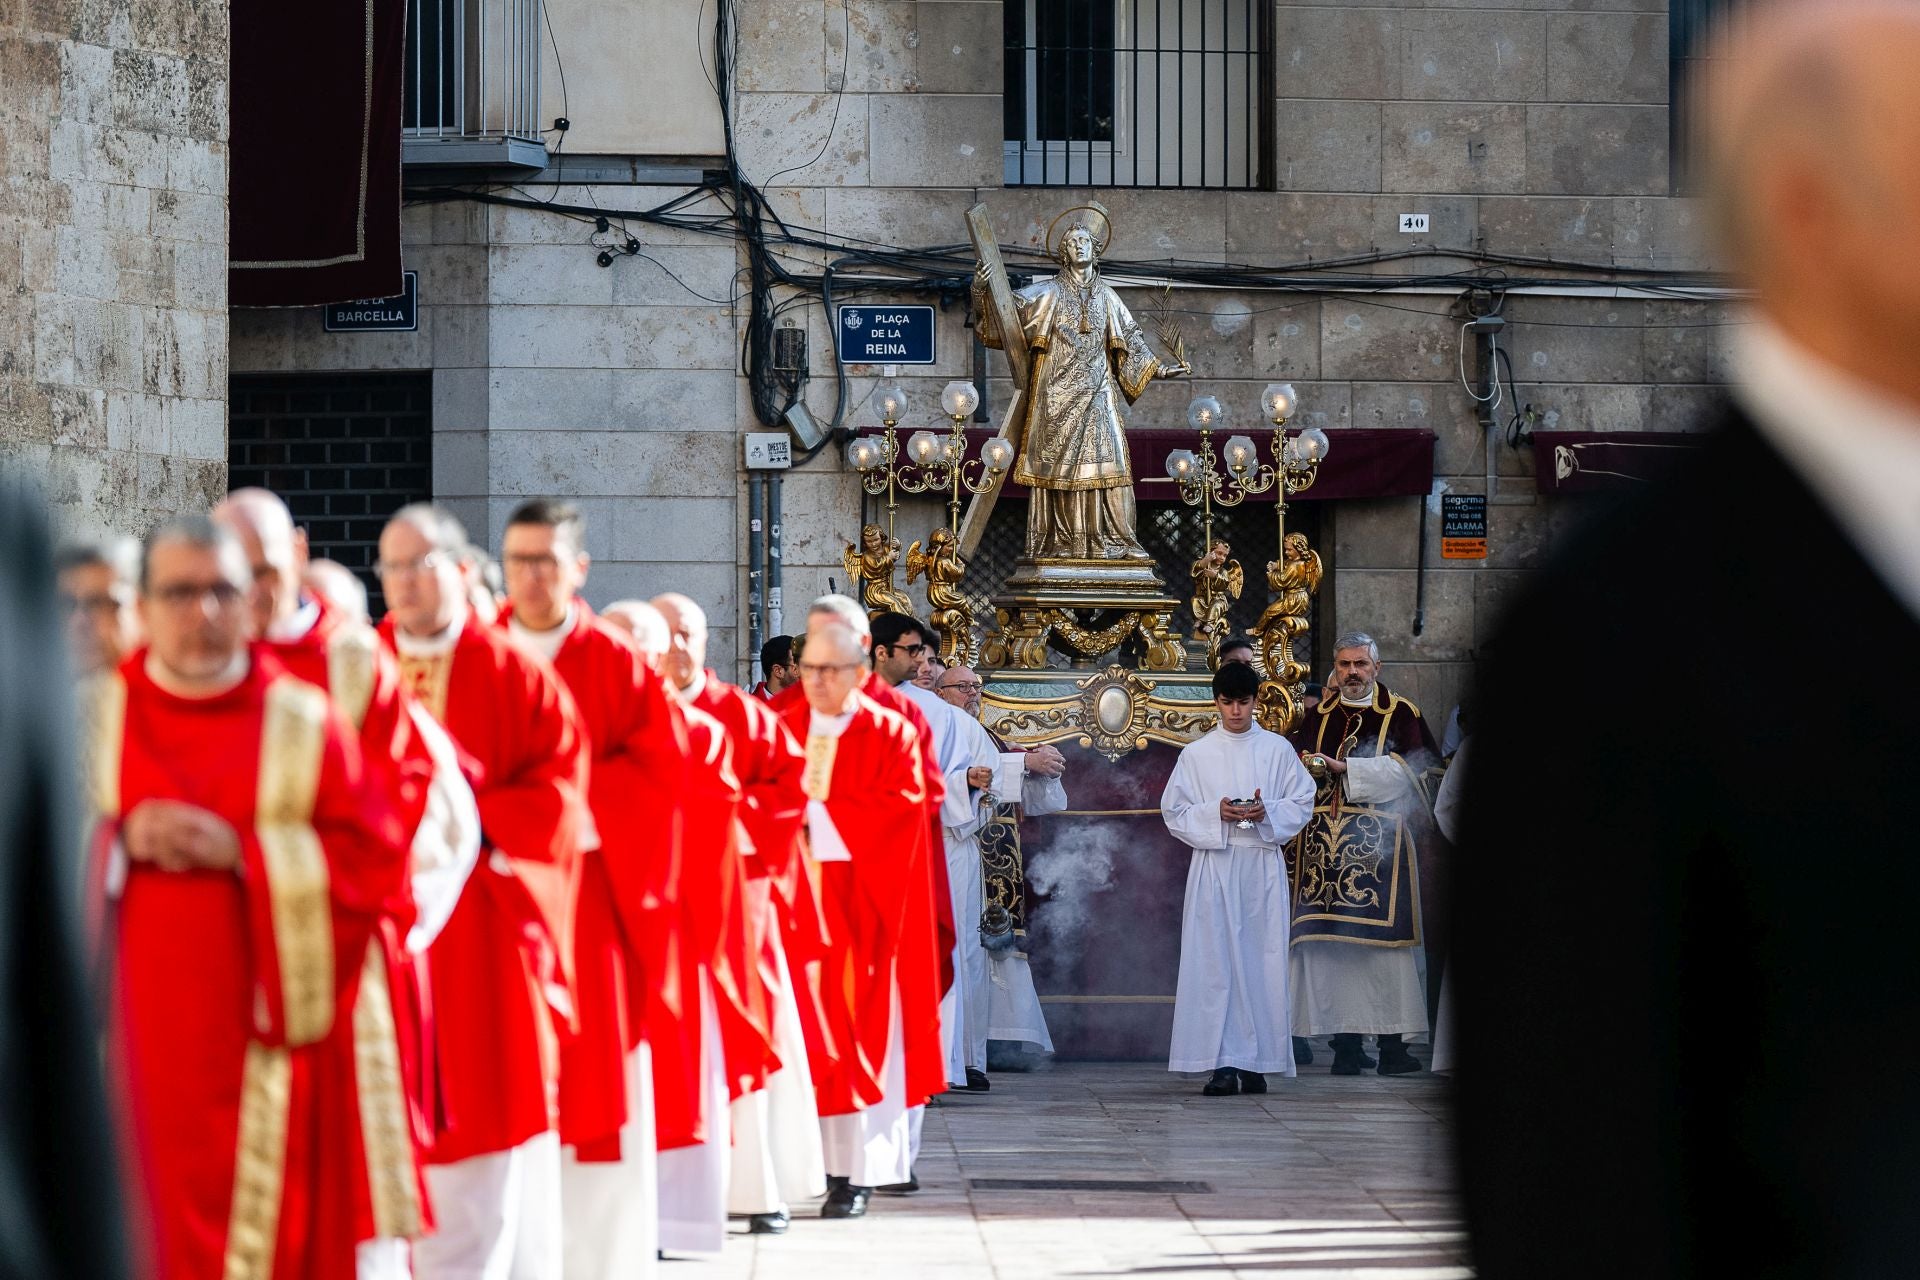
378,613,593,1166
98,649,407,1280
688,673,828,1064
775,694,946,1115
499,603,691,1161
268,596,439,1248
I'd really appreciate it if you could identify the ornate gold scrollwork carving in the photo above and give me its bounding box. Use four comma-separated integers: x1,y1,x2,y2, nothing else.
988,665,1218,762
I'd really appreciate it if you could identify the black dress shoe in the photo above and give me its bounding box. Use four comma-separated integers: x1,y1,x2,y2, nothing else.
965,1067,991,1092
747,1210,789,1234
1377,1034,1423,1076
1292,1036,1313,1066
1329,1034,1365,1076
821,1183,871,1218
876,1169,919,1193
1236,1068,1268,1094
1201,1067,1239,1096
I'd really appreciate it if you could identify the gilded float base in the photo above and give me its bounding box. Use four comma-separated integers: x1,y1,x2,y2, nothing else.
983,557,1186,671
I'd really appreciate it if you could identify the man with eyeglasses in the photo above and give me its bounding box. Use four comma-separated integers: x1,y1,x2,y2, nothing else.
935,665,1069,1067
92,515,407,1279
774,613,935,1222
215,488,479,1280
495,500,696,1277
653,593,823,1239
376,502,593,1280
55,535,142,677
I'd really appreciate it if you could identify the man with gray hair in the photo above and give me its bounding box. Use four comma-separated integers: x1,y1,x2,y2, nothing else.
1286,631,1438,1076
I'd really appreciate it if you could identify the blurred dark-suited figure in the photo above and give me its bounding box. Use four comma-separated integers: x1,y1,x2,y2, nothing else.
0,481,128,1278
1456,3,1920,1275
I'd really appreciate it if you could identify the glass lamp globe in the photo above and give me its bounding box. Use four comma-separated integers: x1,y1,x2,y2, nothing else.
1298,426,1332,463
847,437,882,472
1223,434,1258,473
906,430,941,465
1262,382,1298,423
941,380,981,420
1165,448,1199,480
981,437,1015,473
875,381,910,424
1186,395,1224,432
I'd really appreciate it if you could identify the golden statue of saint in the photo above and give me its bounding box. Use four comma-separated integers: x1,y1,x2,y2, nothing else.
973,209,1188,563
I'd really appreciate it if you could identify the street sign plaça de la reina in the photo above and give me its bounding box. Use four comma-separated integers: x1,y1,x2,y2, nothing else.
837,305,935,365
324,271,418,333
1441,493,1488,560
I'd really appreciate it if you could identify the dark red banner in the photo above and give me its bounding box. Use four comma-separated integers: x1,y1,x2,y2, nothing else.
961,426,1436,502
229,0,405,307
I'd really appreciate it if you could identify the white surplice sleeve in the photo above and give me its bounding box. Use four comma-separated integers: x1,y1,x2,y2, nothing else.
1344,753,1417,807
1160,743,1228,851
406,703,482,953
1022,772,1068,817
938,705,998,839
1256,745,1318,845
1431,738,1469,843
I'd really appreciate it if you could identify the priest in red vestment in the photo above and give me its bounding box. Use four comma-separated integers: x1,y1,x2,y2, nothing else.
97,516,408,1280
654,593,825,1237
496,501,691,1280
215,489,481,1280
603,599,771,1257
775,617,939,1220
376,504,593,1280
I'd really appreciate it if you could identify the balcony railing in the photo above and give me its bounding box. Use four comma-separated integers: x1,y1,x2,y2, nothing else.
403,0,547,169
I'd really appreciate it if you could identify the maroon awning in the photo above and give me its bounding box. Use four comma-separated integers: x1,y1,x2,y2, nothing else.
956,427,1435,501
229,0,405,306
1529,431,1710,494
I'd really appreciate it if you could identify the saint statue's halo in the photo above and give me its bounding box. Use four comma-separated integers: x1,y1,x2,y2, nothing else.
1044,203,1113,260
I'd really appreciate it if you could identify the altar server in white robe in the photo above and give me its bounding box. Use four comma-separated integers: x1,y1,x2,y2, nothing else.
1160,660,1318,1096
935,664,1069,1061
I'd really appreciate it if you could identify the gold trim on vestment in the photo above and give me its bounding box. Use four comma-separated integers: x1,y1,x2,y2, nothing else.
82,671,127,819
257,677,336,1047
326,625,380,732
222,1041,293,1280
353,941,422,1239
802,734,838,802
395,653,452,725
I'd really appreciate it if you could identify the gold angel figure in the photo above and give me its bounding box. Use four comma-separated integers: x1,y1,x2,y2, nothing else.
906,526,976,666
844,523,914,618
1255,531,1323,687
1189,538,1243,666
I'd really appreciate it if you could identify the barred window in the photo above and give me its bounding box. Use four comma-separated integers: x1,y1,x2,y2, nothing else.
1003,0,1272,189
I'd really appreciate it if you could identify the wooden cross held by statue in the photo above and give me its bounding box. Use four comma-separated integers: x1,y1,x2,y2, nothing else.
957,201,1035,559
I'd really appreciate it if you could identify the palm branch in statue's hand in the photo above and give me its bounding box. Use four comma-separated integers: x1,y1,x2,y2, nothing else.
1148,285,1192,375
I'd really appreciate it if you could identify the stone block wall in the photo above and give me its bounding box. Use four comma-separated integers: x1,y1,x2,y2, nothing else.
2,0,229,533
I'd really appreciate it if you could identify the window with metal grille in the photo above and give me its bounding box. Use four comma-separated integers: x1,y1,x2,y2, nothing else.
1670,0,1744,194
228,373,434,615
1004,0,1273,189
958,497,1319,666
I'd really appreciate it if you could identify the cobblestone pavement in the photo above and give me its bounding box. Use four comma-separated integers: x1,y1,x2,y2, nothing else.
689,1049,1470,1279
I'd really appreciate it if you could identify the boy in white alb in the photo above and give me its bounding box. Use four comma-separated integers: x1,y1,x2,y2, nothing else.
1160,661,1317,1095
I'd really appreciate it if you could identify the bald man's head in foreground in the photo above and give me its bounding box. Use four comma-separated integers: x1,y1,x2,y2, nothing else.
1703,0,1920,405
802,622,868,716
603,599,671,672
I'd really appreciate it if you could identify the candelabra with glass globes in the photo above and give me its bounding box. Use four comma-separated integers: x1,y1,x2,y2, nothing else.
845,380,1013,661
1165,384,1334,726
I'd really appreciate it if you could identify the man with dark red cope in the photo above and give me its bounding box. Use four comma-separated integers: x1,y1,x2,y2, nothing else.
215,489,480,1280
653,592,825,1237
94,516,407,1280
376,503,593,1279
603,598,773,1258
775,602,945,1220
496,501,691,1280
